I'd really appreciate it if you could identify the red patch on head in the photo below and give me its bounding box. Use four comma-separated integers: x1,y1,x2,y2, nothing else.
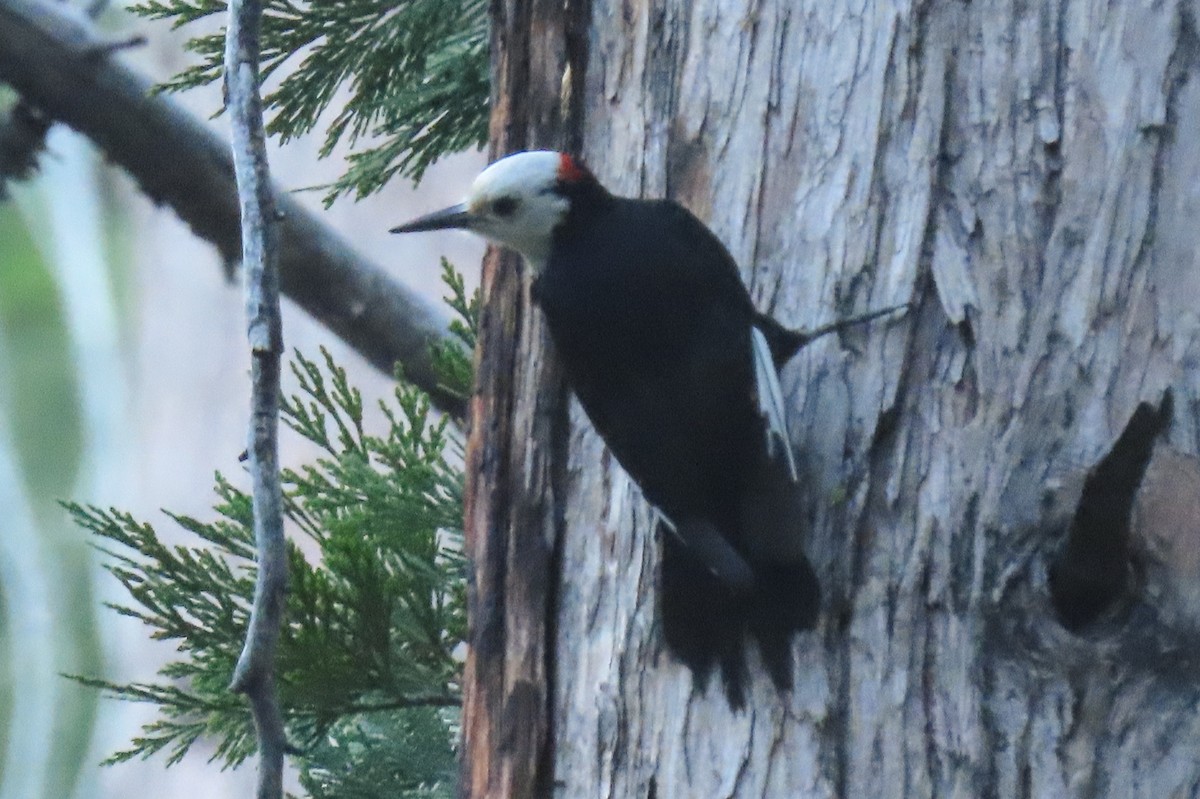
557,153,591,184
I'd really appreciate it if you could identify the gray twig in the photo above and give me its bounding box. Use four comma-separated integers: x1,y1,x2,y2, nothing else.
224,1,287,798
83,34,147,58
0,0,465,419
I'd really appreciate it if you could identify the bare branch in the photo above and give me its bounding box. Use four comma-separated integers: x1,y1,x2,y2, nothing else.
223,1,286,797
82,34,148,58
335,694,463,713
0,0,465,418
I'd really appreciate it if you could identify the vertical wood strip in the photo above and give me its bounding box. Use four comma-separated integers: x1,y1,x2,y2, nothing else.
460,0,589,795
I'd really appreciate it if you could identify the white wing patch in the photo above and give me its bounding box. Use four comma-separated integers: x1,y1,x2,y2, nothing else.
751,326,798,482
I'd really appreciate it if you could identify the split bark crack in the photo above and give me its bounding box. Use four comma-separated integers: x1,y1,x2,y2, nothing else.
224,2,288,798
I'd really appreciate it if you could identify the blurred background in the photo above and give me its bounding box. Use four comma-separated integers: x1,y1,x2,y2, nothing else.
0,5,483,796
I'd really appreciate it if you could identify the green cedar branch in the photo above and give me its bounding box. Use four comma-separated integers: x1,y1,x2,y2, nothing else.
63,345,468,770
130,0,488,203
0,0,466,419
225,0,287,797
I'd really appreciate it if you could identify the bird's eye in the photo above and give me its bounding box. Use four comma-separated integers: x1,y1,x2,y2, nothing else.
491,197,519,217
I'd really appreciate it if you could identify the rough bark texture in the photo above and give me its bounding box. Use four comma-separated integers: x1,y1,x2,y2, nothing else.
458,0,588,796
476,0,1200,797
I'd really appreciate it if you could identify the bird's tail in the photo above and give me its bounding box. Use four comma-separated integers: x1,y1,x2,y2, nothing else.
658,522,820,708
658,529,751,705
746,556,820,691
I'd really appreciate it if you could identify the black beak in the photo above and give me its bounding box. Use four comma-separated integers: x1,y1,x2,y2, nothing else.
389,202,475,234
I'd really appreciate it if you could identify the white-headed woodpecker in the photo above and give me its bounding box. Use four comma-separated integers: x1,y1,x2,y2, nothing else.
392,151,901,706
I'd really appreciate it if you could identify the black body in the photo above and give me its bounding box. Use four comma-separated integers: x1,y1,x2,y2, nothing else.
533,179,819,706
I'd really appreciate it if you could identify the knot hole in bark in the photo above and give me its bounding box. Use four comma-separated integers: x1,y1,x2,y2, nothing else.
1048,391,1173,631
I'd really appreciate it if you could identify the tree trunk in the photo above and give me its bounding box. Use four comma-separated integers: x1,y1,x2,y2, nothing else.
466,1,1200,797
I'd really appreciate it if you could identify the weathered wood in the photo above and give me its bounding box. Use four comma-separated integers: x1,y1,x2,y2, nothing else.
560,0,1200,797
474,0,1200,796
224,1,287,797
459,0,589,796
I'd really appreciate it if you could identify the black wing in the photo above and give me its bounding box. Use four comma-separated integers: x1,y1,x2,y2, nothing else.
537,196,819,703
538,197,763,526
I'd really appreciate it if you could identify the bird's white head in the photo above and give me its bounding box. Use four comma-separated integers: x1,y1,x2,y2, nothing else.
391,150,599,268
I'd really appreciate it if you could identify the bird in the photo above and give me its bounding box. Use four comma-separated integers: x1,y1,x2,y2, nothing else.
391,150,901,706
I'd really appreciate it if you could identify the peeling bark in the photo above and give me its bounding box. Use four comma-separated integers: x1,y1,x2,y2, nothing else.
459,0,589,796
476,1,1200,797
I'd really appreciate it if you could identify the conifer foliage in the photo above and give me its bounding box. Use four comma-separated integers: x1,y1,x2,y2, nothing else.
69,266,478,798
131,0,489,202
68,0,489,789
